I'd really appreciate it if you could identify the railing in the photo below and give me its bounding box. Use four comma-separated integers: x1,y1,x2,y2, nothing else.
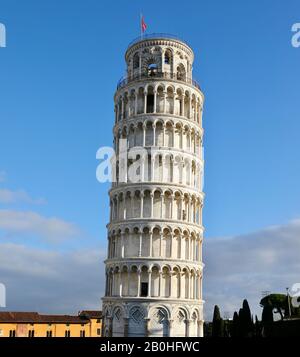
127,33,191,50
117,71,201,91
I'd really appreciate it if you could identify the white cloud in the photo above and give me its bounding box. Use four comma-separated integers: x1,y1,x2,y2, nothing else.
0,243,105,313
204,219,300,320
0,189,46,205
0,210,80,243
0,217,299,320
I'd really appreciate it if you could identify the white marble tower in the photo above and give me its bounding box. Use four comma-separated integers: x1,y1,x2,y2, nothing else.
102,34,204,337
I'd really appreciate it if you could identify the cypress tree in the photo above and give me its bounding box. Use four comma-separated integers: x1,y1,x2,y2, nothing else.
238,307,246,336
212,305,224,337
262,303,273,324
242,299,253,336
254,315,262,337
231,311,239,337
261,302,273,337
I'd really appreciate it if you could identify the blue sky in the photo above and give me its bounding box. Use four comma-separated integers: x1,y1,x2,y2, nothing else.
0,0,300,318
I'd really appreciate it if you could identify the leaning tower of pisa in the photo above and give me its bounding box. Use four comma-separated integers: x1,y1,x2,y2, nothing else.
102,34,204,337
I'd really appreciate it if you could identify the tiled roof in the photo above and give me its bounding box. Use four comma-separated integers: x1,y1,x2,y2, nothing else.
79,310,102,319
0,312,89,324
0,312,40,323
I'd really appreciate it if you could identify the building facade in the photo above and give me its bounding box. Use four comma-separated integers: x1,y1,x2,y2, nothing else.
0,311,102,337
102,34,204,337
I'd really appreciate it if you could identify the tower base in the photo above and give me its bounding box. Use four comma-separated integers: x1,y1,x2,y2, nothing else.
102,298,204,337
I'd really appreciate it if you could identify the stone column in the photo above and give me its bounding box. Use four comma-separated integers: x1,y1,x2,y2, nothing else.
150,193,154,217
159,232,163,256
200,238,203,261
180,273,184,299
170,194,174,219
180,130,183,150
139,54,142,76
161,49,165,73
169,271,172,297
161,155,164,182
151,157,155,181
153,90,157,113
179,234,183,260
110,238,114,259
152,123,156,146
112,200,115,220
137,270,141,297
127,270,130,296
139,230,143,257
200,107,203,126
107,237,111,259
172,92,175,115
144,92,147,114
188,197,191,222
140,193,144,218
105,273,108,296
109,200,112,221
119,272,122,297
143,124,146,147
149,231,153,257
197,320,204,337
185,319,192,337
178,271,181,299
123,317,130,337
200,275,203,299
147,270,152,297
121,233,124,258
131,194,134,218
111,274,114,296
107,317,113,337
134,94,138,115
121,97,124,121
116,197,119,221
116,104,119,122
145,318,151,337
163,91,167,113
158,271,162,296
168,319,174,337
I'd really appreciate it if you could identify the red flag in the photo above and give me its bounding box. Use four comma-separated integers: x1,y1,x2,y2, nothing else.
141,16,147,33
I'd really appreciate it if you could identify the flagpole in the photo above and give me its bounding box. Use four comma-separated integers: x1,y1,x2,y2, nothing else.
140,13,143,40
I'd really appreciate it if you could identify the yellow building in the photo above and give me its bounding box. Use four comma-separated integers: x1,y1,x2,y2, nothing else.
0,310,102,337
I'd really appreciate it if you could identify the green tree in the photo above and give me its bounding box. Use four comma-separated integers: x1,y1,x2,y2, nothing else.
261,301,274,337
235,300,253,337
242,299,253,336
254,315,262,337
260,294,287,320
231,311,239,337
261,302,274,324
212,305,224,337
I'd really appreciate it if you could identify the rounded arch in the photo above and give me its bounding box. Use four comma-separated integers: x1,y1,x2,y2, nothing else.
148,305,171,337
112,305,125,337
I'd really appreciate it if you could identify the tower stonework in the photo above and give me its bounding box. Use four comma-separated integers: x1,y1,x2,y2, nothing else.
102,34,204,337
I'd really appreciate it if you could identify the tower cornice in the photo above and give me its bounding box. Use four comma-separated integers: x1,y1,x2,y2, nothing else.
125,35,194,63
